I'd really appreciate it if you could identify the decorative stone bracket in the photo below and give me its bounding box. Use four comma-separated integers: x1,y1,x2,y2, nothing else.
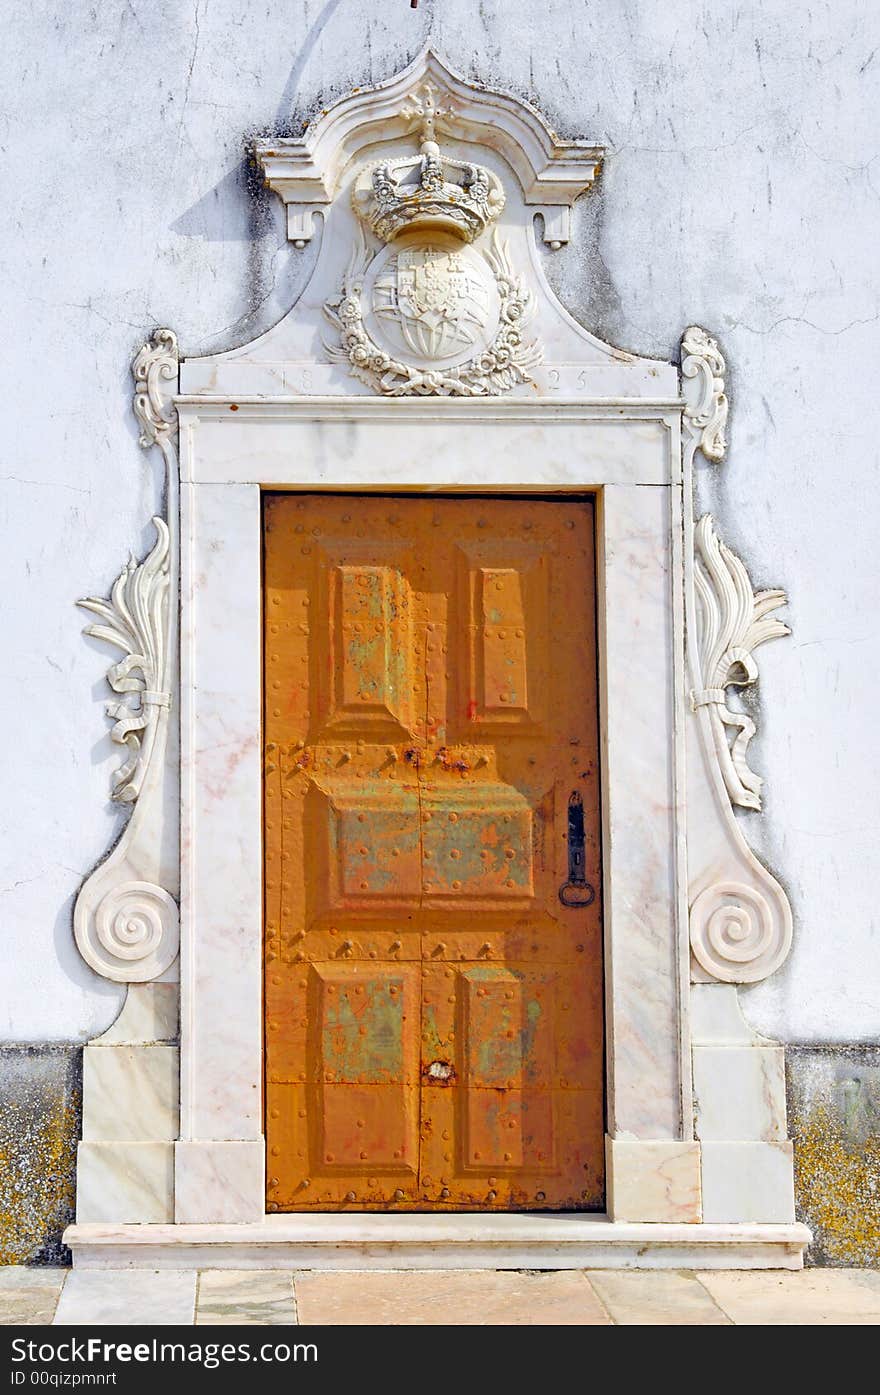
73,330,181,984
682,326,794,985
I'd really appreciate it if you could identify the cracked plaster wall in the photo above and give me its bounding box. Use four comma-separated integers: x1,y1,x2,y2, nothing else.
1,0,877,1048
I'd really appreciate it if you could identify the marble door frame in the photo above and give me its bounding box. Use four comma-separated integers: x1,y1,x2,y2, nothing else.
171,397,691,1224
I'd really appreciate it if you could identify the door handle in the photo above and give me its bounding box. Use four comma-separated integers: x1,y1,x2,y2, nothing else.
558,790,596,907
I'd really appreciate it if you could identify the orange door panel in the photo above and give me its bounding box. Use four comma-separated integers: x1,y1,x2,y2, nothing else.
264,493,604,1211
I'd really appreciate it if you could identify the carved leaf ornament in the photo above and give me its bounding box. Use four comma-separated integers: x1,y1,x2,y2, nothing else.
79,519,170,804
691,514,790,811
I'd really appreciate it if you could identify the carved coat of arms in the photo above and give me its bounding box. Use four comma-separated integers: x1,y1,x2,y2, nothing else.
324,92,542,397
368,245,495,363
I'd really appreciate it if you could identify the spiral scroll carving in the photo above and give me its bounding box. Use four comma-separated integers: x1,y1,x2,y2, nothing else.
79,880,180,984
690,879,791,984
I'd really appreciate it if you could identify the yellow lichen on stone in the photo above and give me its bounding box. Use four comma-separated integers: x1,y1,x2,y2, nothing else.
794,1103,880,1267
0,1050,80,1265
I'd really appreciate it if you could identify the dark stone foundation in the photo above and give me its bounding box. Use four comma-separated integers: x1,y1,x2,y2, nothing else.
787,1045,880,1267
0,1046,81,1266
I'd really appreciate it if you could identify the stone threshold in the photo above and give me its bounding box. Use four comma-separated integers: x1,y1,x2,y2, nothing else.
65,1215,811,1270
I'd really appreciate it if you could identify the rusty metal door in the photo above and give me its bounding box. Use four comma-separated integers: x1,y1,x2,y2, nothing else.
264,494,604,1211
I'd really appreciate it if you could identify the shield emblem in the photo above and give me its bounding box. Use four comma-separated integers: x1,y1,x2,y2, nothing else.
370,246,494,362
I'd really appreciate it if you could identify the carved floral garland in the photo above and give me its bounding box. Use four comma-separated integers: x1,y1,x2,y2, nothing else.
325,231,541,396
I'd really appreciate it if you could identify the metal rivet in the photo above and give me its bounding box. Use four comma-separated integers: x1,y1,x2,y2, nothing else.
345,1191,356,1202
394,1189,406,1201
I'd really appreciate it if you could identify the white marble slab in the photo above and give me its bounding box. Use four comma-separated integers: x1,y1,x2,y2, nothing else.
76,1142,174,1224
196,1270,296,1325
179,481,263,1145
64,1215,810,1271
690,983,767,1045
602,486,682,1138
700,1142,796,1223
179,408,675,488
53,1269,196,1325
97,983,179,1045
606,1138,702,1223
174,1141,265,1223
693,1045,787,1141
82,1045,178,1141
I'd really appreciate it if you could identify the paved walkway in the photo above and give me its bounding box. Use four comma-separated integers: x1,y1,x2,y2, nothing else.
1,1266,879,1325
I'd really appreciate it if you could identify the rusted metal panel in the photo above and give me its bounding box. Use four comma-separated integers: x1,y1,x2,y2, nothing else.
264,493,604,1210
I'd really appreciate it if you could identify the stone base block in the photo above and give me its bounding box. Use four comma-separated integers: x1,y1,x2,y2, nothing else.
700,1141,796,1222
76,1141,174,1223
605,1137,702,1222
174,1140,265,1222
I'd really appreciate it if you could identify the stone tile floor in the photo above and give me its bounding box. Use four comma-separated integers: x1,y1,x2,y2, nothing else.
1,1266,879,1326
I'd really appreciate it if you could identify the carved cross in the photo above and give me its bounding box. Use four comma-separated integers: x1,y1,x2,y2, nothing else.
401,82,456,144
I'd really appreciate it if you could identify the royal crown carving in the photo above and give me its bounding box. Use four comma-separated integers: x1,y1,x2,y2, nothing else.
352,85,505,244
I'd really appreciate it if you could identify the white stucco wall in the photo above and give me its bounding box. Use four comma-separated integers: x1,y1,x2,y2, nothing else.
2,0,877,1043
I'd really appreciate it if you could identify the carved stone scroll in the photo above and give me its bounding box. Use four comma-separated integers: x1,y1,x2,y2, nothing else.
682,325,728,462
681,328,794,985
73,330,180,984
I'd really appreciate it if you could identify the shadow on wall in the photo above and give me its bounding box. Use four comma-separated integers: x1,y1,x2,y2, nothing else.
0,1047,82,1266
166,0,437,358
